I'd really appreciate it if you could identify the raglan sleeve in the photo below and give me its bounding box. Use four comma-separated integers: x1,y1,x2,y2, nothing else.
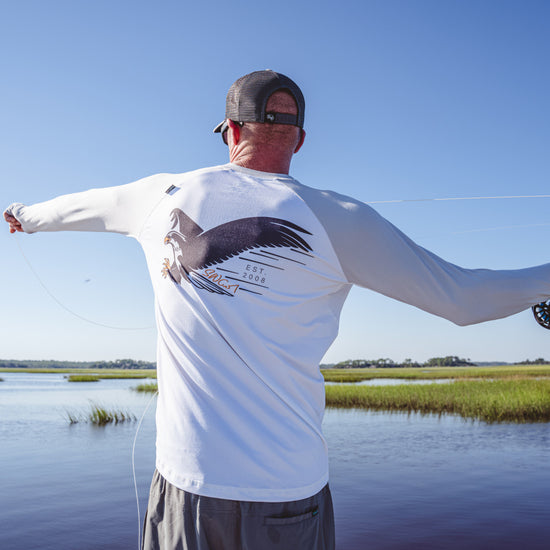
4,174,169,239
306,188,550,326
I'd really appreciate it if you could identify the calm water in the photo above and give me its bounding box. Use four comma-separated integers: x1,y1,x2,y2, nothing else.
1,373,549,550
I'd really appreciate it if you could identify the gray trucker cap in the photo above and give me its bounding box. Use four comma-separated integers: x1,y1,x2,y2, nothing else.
213,70,305,133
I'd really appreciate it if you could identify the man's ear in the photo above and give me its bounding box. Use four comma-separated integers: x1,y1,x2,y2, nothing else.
228,120,241,145
295,129,306,153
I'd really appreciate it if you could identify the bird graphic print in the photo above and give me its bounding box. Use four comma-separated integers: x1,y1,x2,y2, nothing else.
162,208,313,296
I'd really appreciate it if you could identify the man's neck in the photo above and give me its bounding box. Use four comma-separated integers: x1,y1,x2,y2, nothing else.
229,146,292,175
230,158,291,175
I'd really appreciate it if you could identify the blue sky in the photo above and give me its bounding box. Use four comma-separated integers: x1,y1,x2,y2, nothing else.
1,0,549,363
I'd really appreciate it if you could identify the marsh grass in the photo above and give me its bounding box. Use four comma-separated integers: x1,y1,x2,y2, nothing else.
67,375,100,382
63,371,155,382
321,365,550,383
134,382,158,393
66,410,80,424
66,403,137,425
92,373,155,380
89,405,136,425
325,378,550,423
0,368,156,378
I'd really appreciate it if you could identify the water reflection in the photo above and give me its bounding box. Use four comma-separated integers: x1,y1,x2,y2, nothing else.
325,409,550,549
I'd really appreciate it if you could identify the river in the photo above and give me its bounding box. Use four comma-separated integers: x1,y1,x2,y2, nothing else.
1,372,549,549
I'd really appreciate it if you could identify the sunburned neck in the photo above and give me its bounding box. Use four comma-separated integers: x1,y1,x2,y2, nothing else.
230,148,292,175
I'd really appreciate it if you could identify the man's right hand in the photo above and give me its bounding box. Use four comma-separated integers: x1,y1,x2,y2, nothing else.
3,211,23,234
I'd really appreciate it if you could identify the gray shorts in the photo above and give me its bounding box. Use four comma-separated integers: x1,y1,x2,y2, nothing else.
142,470,335,550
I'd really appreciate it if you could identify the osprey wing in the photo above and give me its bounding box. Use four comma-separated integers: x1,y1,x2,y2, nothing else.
187,217,312,270
169,208,203,237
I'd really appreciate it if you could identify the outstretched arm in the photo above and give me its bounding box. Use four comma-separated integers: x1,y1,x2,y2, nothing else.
3,173,174,239
285,181,550,327
338,200,550,326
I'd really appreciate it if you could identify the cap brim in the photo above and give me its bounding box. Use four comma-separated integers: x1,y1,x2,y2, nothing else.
213,120,225,133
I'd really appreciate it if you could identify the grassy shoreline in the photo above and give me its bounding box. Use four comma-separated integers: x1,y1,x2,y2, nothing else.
326,378,550,423
321,365,550,383
4,364,550,380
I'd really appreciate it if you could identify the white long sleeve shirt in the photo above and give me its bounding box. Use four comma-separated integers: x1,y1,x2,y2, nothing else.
6,163,550,501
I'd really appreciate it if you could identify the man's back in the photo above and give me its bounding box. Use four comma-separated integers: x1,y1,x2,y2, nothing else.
139,163,349,501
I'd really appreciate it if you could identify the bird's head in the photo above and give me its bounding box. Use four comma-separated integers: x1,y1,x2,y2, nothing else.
164,230,186,250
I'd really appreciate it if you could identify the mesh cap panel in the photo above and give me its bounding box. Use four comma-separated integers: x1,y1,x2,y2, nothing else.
213,70,305,133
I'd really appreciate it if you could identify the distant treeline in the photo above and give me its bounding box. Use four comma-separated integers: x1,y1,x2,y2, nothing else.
322,356,550,369
513,357,548,365
0,358,156,370
2,356,547,371
323,356,476,369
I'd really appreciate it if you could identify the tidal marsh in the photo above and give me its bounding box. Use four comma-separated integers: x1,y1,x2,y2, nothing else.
325,378,550,423
321,364,550,383
20,365,550,424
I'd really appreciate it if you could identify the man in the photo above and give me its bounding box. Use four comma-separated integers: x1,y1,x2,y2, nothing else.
4,70,550,550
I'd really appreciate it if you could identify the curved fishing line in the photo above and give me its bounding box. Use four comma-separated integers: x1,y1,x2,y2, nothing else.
365,193,550,204
9,189,173,331
413,222,550,240
13,234,154,330
449,222,550,235
366,194,550,240
132,389,158,550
